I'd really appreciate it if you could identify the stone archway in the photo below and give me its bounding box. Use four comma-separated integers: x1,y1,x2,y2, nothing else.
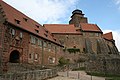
9,50,20,63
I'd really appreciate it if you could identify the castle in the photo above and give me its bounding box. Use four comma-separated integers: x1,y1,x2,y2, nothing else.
0,1,119,73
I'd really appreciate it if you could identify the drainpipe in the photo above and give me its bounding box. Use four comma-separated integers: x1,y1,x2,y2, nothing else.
41,41,44,67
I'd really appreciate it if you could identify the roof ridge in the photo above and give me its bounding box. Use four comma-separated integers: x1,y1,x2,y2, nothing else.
0,0,61,45
1,1,42,26
44,24,74,26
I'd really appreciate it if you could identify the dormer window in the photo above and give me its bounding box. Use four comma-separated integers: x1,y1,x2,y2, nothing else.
46,30,48,33
35,29,39,33
54,39,56,41
36,25,39,28
44,33,48,37
23,18,28,22
15,19,20,24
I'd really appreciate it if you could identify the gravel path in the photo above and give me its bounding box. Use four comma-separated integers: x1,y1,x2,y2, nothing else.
48,71,105,80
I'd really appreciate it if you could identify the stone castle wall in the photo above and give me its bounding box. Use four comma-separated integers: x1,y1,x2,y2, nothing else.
86,54,120,75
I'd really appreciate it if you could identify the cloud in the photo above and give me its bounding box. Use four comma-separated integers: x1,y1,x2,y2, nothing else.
4,0,78,24
115,0,120,4
114,0,120,9
103,30,120,51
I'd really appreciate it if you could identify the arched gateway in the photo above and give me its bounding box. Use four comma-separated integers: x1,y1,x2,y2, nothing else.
9,50,20,63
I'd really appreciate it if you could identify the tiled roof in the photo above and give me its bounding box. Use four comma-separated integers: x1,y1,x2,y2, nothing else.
0,1,61,45
103,32,113,41
44,24,81,34
80,23,102,32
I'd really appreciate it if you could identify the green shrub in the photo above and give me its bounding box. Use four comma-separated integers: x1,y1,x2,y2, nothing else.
67,48,80,53
72,67,86,71
58,57,69,66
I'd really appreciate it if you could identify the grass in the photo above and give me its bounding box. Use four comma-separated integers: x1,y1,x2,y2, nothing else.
86,72,120,80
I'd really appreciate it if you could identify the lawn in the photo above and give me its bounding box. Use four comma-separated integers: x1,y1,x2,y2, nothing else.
86,72,120,80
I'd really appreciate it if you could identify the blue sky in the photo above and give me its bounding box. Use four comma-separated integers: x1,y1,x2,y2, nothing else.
79,0,120,30
3,0,120,51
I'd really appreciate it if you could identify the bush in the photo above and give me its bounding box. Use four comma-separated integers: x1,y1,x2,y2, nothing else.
58,57,69,66
72,67,86,71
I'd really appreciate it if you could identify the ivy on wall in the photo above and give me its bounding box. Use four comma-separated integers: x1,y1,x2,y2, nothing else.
63,48,80,53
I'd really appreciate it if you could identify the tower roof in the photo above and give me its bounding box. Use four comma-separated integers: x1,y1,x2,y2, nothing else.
72,9,84,15
72,9,82,14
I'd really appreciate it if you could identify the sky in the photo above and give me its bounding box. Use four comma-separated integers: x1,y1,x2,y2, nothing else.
3,0,120,51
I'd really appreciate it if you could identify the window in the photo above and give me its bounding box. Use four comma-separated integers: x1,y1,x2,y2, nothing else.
31,36,35,44
36,25,39,28
45,30,48,33
89,33,94,37
43,41,47,47
35,38,38,44
11,29,15,36
35,29,39,33
49,57,55,64
95,33,99,36
66,35,69,39
48,43,51,51
29,54,32,59
15,19,20,24
54,38,56,41
23,18,28,22
83,33,86,36
44,33,48,37
35,53,38,60
20,32,23,38
38,40,42,47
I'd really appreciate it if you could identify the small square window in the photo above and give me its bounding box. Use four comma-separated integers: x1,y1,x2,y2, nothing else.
49,57,55,64
15,19,20,24
44,33,48,37
23,18,28,22
35,29,39,33
36,25,39,28
46,30,48,33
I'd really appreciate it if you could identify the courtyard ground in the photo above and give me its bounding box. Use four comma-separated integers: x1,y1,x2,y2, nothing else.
48,71,105,80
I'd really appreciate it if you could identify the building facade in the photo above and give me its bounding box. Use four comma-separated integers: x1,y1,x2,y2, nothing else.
0,1,119,73
0,1,63,73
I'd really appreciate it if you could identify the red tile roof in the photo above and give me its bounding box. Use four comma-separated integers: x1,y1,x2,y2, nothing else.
44,24,81,34
80,23,102,32
103,32,113,41
0,1,61,45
